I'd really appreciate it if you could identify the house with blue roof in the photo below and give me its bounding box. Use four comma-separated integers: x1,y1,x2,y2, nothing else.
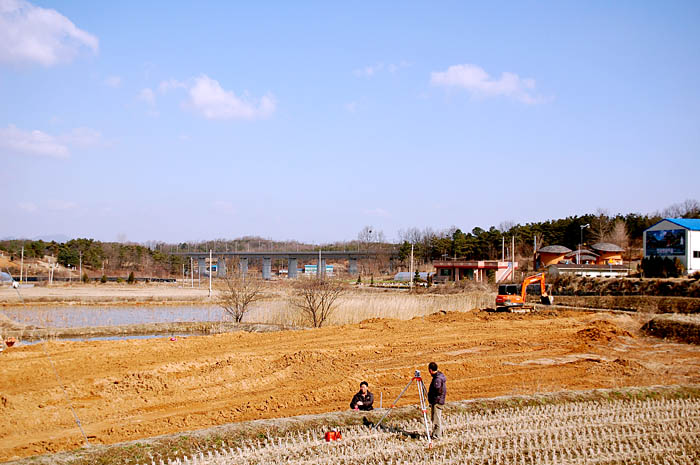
644,218,700,274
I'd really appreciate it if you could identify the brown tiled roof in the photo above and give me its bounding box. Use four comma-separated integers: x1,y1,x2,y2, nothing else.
537,245,572,254
591,242,625,252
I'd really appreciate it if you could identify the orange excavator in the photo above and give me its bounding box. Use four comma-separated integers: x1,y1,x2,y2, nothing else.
495,273,553,311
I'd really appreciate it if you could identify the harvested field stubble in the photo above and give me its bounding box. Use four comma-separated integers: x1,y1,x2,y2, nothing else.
127,397,700,465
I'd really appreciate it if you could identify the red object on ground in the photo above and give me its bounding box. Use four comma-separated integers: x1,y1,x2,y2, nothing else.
324,430,342,441
5,338,16,347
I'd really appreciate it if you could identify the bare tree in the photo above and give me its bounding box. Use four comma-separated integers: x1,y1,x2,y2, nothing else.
358,226,385,246
590,208,612,243
658,199,700,218
498,221,516,233
603,220,629,249
218,273,265,323
289,279,346,327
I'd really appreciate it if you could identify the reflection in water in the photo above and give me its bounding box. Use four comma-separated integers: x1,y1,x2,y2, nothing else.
0,305,226,328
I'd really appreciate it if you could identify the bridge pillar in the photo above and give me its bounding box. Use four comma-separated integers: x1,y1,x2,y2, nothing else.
197,258,206,277
239,257,248,276
262,257,272,280
288,258,298,278
217,257,227,277
320,259,326,278
348,257,358,275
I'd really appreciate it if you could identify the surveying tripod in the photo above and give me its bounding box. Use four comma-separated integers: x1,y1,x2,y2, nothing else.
373,370,433,446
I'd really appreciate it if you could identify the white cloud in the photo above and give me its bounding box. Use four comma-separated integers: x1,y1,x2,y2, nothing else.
354,61,409,78
158,78,186,94
0,124,105,158
18,201,37,212
60,127,103,147
47,199,77,211
354,64,383,77
430,64,542,104
344,101,358,113
138,87,155,106
186,74,275,120
0,0,98,67
0,124,69,158
103,75,121,88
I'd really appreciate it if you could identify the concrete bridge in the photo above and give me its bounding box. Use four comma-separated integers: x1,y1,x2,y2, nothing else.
178,251,382,280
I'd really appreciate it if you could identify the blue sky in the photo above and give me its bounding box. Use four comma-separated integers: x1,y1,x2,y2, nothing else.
1,1,699,243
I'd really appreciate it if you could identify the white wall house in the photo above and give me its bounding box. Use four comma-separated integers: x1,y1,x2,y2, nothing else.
643,218,700,274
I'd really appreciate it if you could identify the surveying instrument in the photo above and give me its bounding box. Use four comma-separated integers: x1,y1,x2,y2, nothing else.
373,370,433,446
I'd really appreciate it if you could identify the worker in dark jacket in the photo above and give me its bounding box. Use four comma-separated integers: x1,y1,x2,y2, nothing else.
427,361,446,439
350,381,374,411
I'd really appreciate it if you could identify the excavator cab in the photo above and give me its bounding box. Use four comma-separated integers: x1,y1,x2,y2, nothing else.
495,284,523,308
496,273,553,310
497,284,519,296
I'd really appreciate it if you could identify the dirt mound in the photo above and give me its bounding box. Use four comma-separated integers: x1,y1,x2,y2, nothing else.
576,320,632,343
424,310,474,323
0,309,697,462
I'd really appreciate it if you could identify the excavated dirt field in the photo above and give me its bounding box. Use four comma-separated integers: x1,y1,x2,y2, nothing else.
1,309,700,461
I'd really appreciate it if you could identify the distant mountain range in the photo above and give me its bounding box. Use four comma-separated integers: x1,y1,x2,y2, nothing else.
0,234,71,243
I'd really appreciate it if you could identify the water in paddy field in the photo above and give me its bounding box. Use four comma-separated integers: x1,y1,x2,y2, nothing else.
0,305,227,328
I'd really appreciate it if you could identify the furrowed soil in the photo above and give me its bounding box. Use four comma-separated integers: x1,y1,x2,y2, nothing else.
2,309,699,461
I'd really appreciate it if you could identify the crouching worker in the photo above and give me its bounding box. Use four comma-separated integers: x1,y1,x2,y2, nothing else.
350,381,374,411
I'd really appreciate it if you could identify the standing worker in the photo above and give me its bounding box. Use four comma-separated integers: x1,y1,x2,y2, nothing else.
427,361,446,440
350,381,374,411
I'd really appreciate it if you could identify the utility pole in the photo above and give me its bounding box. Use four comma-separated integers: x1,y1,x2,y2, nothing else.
20,245,24,283
409,244,414,291
579,224,590,265
79,251,82,282
208,249,212,298
511,236,515,281
190,256,194,288
534,235,538,271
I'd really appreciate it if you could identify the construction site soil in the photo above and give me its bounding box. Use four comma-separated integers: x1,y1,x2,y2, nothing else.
2,309,700,462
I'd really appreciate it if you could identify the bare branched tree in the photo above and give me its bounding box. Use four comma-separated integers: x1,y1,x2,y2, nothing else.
289,279,346,328
658,199,700,219
603,220,629,249
217,273,265,323
590,208,612,243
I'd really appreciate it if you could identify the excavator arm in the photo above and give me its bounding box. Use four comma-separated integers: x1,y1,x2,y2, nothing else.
519,273,553,305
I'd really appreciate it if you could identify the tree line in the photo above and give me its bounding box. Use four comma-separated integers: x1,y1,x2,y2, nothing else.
1,199,697,276
395,199,700,265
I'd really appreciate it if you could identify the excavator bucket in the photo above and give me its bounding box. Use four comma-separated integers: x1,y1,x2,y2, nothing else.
540,295,553,305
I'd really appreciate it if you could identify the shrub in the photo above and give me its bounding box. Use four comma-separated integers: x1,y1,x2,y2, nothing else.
81,272,89,283
100,274,107,284
127,272,135,284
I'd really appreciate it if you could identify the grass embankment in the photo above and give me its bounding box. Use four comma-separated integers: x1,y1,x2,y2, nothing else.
10,385,699,465
552,295,700,313
246,290,494,326
642,314,700,345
